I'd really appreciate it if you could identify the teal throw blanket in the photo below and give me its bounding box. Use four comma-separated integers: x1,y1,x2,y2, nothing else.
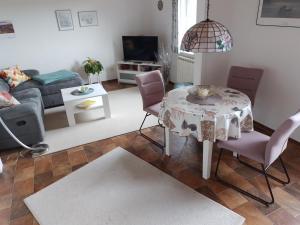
33,70,76,85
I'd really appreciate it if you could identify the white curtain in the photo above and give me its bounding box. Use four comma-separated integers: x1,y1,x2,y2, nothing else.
172,0,179,53
172,0,197,54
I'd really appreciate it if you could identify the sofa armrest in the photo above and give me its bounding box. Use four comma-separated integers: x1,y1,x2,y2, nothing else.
22,69,40,77
0,102,45,148
0,102,41,121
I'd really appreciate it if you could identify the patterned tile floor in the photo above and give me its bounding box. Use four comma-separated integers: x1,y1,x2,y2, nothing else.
1,81,300,225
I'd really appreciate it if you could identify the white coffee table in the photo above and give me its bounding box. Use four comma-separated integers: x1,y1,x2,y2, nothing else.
61,84,111,126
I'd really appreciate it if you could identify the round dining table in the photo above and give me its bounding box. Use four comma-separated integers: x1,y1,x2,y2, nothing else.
159,86,254,179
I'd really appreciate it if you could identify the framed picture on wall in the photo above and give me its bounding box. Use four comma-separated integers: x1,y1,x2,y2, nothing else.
0,21,15,38
78,11,98,27
257,0,300,28
55,10,74,31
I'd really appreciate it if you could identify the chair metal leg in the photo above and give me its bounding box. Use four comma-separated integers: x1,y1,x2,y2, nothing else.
139,113,150,131
215,149,275,207
237,155,290,185
139,113,165,151
185,136,189,144
158,119,164,128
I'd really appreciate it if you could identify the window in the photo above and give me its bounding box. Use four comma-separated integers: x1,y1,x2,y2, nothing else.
178,0,197,55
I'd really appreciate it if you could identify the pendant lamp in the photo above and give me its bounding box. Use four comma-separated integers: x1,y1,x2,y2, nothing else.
181,0,233,53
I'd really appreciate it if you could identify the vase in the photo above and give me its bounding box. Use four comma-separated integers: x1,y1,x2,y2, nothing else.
88,74,102,85
97,75,102,84
88,74,93,84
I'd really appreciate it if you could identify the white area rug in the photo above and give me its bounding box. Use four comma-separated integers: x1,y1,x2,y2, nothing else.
43,87,157,155
25,147,245,225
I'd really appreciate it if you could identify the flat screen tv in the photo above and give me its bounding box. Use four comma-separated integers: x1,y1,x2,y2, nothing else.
122,36,158,62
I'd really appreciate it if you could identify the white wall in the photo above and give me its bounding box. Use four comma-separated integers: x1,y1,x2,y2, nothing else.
0,0,153,81
200,0,234,86
146,0,176,81
147,0,173,51
204,0,300,140
229,0,300,140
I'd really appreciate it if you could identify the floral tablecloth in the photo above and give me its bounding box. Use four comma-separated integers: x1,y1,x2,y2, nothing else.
159,86,254,142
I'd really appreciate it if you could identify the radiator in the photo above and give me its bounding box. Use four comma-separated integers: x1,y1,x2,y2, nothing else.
176,55,195,83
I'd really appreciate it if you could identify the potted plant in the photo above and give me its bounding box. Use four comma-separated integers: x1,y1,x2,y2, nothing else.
83,57,104,84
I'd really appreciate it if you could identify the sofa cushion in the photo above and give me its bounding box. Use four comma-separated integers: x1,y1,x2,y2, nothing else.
0,92,20,108
0,78,9,92
13,87,42,102
32,70,76,85
42,93,63,108
11,88,44,118
12,73,83,96
0,66,31,88
22,69,40,77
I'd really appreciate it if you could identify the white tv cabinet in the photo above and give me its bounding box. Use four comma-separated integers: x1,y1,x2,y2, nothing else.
117,61,162,84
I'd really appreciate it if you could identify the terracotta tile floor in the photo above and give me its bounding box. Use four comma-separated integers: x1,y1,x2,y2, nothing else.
1,81,300,225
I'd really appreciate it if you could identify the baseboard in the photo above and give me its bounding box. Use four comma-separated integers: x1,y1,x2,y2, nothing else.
102,79,118,83
253,121,273,135
254,121,300,145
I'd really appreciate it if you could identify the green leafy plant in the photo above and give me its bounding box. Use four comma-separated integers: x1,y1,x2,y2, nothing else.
83,57,103,75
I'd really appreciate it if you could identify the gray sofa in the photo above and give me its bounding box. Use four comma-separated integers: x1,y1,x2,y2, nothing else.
0,69,83,150
13,70,83,108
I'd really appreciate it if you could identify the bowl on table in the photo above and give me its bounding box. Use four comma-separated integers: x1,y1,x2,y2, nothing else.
188,85,215,99
71,86,94,96
79,86,89,93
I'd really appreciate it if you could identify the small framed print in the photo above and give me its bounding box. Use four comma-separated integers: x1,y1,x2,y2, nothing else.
78,11,98,27
0,20,15,38
55,10,74,31
257,0,300,28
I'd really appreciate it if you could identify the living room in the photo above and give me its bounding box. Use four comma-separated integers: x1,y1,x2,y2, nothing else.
1,0,300,225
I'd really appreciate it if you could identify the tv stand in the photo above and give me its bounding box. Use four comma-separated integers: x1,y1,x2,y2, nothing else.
117,61,162,84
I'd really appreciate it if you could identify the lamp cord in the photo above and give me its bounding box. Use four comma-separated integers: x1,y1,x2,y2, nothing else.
206,0,210,20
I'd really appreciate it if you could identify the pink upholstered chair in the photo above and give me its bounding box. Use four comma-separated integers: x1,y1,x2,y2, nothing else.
227,66,263,106
215,111,300,206
135,70,165,149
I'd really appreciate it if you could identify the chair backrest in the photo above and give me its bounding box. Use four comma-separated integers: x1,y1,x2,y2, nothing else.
135,70,165,110
265,111,300,167
227,66,263,105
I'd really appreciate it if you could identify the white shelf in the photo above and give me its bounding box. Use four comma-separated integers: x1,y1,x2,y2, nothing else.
118,70,140,74
117,61,162,67
74,98,104,114
142,64,162,67
117,61,162,84
118,79,137,84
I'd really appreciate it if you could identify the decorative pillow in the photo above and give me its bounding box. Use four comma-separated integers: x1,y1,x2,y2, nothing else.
0,66,31,88
0,92,20,108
